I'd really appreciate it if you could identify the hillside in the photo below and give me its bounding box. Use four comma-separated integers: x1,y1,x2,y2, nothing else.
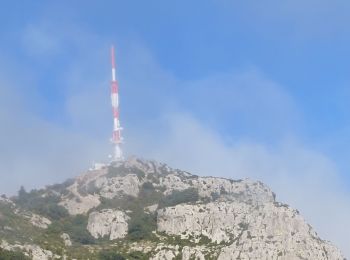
0,157,345,259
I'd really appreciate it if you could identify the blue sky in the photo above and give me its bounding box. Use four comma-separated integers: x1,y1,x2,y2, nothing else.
2,1,350,147
1,0,350,255
22,2,350,169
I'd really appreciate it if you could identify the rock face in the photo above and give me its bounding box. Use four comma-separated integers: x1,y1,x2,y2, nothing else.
0,157,345,259
23,244,60,260
29,213,52,229
158,201,343,259
55,157,347,259
60,233,72,247
150,249,177,260
87,209,129,240
59,181,101,215
95,174,140,199
1,240,59,260
182,246,206,260
14,208,52,229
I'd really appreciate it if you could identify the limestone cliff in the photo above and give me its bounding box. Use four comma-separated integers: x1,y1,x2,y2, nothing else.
0,157,345,259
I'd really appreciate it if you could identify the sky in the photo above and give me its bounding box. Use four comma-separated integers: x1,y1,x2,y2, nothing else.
1,0,350,256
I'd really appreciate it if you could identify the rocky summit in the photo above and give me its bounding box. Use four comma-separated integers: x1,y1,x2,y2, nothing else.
0,157,345,259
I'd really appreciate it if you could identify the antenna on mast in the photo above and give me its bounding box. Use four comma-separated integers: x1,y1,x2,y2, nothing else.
110,45,124,161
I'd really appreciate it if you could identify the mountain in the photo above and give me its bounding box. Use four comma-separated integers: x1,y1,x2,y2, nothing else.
0,157,345,259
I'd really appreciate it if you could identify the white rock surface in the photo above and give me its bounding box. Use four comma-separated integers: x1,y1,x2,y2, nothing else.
145,204,158,213
1,240,60,260
95,175,140,198
61,233,72,246
194,177,274,204
30,213,52,229
182,246,206,260
0,196,14,206
87,209,129,240
158,174,191,195
36,157,343,258
150,249,177,260
57,157,274,215
157,201,344,259
149,245,209,260
13,208,52,229
59,181,101,215
24,244,60,260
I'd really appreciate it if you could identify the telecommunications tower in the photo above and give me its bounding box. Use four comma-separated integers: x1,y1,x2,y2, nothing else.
110,45,124,161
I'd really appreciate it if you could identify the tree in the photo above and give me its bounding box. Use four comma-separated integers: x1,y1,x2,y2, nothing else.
0,248,29,260
98,250,125,260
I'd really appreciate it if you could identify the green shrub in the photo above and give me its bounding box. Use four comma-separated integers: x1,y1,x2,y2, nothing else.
0,248,29,260
211,192,220,201
106,165,145,180
127,211,156,241
141,182,154,190
139,183,163,205
63,215,95,245
127,251,149,259
98,250,125,260
47,179,74,195
159,188,199,208
43,204,69,220
13,187,69,220
97,181,162,213
47,214,95,245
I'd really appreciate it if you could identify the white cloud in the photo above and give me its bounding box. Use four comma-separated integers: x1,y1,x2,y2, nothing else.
119,48,349,256
181,68,302,140
0,53,109,195
0,93,108,195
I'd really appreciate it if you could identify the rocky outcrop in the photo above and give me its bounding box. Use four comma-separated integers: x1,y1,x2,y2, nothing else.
14,208,52,229
87,209,129,240
157,201,343,259
145,204,158,213
0,196,14,206
59,181,101,215
56,157,274,212
58,157,345,258
157,174,275,204
24,244,60,260
1,240,60,260
182,246,206,260
29,213,52,229
95,174,140,199
194,177,274,204
61,233,72,247
150,245,180,260
148,245,212,260
150,249,177,260
1,157,344,259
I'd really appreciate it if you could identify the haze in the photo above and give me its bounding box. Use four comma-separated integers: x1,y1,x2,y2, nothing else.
0,0,350,257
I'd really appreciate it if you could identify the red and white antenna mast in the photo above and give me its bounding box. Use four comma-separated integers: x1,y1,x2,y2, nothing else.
110,45,123,161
